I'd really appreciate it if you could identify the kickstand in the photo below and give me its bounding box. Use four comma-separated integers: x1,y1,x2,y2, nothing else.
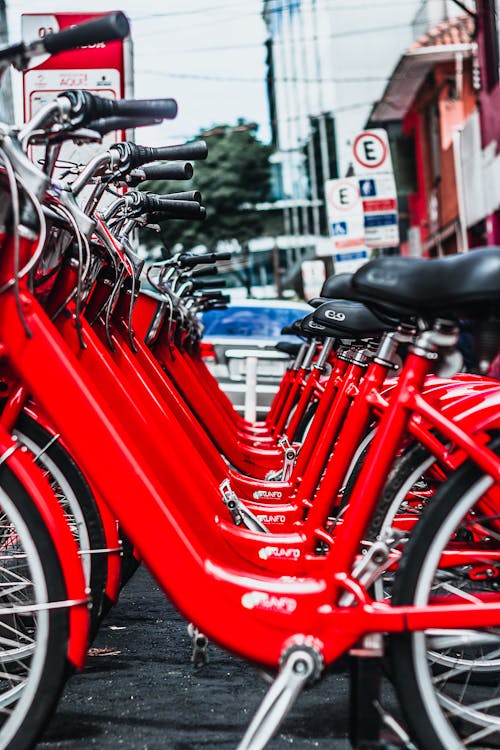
187,623,208,668
237,647,320,750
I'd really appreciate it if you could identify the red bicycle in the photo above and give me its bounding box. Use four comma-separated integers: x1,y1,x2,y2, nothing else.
0,107,499,750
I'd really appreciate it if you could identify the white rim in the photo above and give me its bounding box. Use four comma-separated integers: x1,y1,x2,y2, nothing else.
412,473,498,749
0,488,50,747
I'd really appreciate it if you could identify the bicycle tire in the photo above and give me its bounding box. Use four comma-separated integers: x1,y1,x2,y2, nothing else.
389,433,500,750
366,441,439,541
290,399,318,443
0,466,70,750
13,413,107,632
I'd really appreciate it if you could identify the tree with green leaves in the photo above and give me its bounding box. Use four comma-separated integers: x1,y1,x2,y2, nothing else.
139,121,272,256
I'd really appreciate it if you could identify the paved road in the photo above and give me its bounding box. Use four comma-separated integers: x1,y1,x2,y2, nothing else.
38,566,405,750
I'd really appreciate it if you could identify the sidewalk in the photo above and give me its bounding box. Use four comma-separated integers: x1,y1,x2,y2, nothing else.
39,566,359,750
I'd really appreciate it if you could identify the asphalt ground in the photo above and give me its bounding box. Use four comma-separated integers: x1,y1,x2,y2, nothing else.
38,565,405,750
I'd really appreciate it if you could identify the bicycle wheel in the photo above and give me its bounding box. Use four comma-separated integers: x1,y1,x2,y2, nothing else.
14,413,107,630
389,434,500,750
0,466,70,750
366,441,440,542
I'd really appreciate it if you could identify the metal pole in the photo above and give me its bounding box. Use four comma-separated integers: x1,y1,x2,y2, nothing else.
288,1,310,237
311,0,331,185
452,126,469,252
244,356,258,422
300,0,321,236
281,5,301,242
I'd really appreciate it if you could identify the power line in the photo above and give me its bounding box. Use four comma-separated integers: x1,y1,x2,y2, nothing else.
137,68,390,84
131,0,461,22
134,21,412,49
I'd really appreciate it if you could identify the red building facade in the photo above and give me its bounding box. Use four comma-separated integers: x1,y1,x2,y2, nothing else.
371,11,500,256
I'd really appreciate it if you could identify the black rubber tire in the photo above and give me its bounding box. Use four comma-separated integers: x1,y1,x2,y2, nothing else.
365,441,439,541
290,399,318,443
389,433,500,750
14,413,107,632
0,466,70,750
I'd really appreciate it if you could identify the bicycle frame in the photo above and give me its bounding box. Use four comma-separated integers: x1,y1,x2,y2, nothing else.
1,233,500,675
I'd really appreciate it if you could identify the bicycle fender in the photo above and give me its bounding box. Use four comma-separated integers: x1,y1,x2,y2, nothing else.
14,402,122,605
0,426,90,669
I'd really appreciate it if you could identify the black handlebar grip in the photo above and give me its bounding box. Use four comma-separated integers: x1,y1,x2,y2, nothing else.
207,252,232,262
59,92,177,128
42,12,130,54
176,251,231,267
100,97,178,121
204,302,228,310
147,205,206,222
140,163,194,182
116,142,205,169
87,115,162,135
177,254,212,268
145,196,203,218
165,190,201,203
193,290,227,299
190,266,218,279
191,279,226,291
151,140,208,161
95,95,177,122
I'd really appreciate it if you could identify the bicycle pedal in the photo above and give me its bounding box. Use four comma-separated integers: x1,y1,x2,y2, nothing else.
277,438,297,482
219,479,269,533
187,623,209,668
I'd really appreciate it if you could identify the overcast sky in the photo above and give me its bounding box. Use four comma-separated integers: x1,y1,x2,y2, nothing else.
6,0,454,152
6,0,271,146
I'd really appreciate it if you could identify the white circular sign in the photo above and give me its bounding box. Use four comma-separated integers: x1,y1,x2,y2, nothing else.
327,180,360,211
353,131,388,170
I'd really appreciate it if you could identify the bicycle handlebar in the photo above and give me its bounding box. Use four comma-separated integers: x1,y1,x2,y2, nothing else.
190,279,226,291
112,141,207,170
87,115,163,135
41,12,130,54
138,195,203,217
148,205,206,222
178,252,232,267
58,91,178,128
193,290,227,299
188,266,218,279
147,141,208,162
127,163,193,186
142,163,194,181
162,190,201,202
0,12,130,69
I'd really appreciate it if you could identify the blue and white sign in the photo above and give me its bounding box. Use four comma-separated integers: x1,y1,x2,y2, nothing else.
322,177,368,272
364,213,398,228
335,249,369,263
359,179,376,197
332,221,348,236
350,130,400,249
